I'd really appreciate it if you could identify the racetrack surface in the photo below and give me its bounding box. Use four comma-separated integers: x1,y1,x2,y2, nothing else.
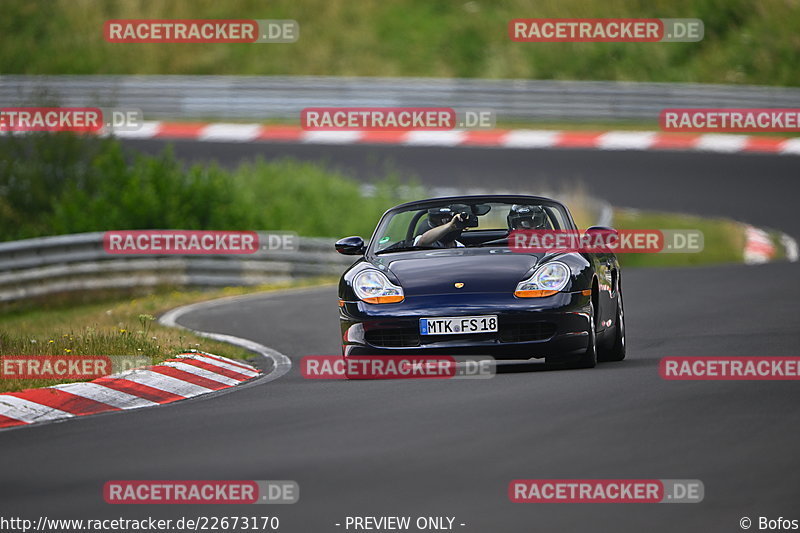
1,142,798,532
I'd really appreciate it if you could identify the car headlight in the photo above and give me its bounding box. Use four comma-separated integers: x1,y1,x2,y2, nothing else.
353,270,404,304
515,261,570,297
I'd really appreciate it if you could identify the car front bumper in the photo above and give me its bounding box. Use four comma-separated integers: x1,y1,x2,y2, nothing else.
339,291,592,361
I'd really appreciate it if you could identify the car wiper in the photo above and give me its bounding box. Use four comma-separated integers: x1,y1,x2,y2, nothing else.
375,245,423,255
478,238,509,247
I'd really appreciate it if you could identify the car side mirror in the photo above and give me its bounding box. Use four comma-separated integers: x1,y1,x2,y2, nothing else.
585,225,618,236
335,236,366,255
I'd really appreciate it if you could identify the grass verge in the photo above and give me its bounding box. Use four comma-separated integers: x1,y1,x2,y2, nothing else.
0,278,334,393
613,208,747,267
2,0,799,87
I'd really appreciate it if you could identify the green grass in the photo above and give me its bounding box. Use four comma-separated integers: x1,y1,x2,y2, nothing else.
1,0,799,86
0,279,334,393
613,208,746,267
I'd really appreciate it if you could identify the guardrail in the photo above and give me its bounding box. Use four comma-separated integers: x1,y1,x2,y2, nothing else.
2,75,799,122
0,232,353,302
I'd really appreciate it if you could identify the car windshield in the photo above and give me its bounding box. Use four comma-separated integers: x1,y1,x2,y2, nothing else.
372,199,573,254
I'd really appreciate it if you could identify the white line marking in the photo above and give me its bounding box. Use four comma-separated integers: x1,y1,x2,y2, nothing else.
113,369,212,396
0,396,74,424
52,382,157,409
779,138,800,155
781,234,799,262
696,134,748,153
160,361,242,386
177,354,260,377
403,130,466,146
501,130,559,148
199,123,261,142
597,131,656,150
113,121,161,139
194,351,260,371
159,287,305,387
302,131,363,144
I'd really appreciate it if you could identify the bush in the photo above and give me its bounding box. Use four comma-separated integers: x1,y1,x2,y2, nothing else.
0,133,421,240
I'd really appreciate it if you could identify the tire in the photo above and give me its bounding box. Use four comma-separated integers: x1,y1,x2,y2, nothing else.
599,290,626,362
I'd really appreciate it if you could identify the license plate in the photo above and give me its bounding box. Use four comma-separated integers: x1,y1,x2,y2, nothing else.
420,315,498,335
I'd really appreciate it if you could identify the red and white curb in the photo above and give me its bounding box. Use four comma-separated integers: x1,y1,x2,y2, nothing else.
743,226,798,265
0,352,261,429
113,122,800,156
744,226,776,265
0,290,302,431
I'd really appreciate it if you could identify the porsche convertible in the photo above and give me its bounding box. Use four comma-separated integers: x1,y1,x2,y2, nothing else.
335,195,626,369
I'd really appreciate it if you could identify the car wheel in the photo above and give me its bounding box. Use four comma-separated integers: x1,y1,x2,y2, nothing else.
599,290,626,362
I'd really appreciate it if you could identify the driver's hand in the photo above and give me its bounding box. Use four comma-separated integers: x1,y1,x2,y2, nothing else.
448,213,463,226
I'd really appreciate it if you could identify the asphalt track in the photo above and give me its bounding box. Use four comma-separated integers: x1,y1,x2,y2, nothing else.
1,141,798,532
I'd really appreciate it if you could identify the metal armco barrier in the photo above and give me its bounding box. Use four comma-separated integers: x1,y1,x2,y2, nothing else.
0,232,354,302
2,76,799,122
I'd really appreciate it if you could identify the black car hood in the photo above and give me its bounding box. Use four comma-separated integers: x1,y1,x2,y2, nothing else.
379,249,543,295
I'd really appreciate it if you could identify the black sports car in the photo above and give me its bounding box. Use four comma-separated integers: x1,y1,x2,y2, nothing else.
335,195,626,369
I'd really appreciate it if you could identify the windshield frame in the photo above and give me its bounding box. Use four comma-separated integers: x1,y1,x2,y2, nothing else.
366,195,578,256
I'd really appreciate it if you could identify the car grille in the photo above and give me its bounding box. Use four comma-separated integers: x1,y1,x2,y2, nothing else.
499,322,557,343
365,328,421,348
364,321,557,347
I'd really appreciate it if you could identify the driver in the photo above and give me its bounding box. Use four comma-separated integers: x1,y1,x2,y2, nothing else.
507,204,548,230
414,207,466,248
